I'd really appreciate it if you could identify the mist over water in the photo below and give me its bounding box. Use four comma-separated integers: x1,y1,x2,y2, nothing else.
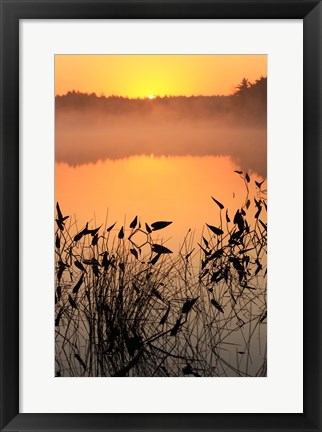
56,93,267,177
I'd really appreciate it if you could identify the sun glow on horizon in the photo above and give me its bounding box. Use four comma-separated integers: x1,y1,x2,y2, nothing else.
55,55,267,98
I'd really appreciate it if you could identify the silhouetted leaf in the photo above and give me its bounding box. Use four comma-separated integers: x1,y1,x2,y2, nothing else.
55,308,63,326
130,216,138,229
208,249,224,260
152,287,163,301
260,311,267,322
130,248,138,260
150,253,162,265
75,353,86,371
56,285,61,301
233,210,244,231
92,233,99,246
106,222,116,232
254,205,262,219
68,294,77,309
255,180,264,188
206,224,223,236
170,317,182,336
182,364,194,375
101,251,108,267
55,233,60,249
151,221,172,231
255,263,263,275
235,170,243,174
245,173,250,183
211,197,224,210
239,248,254,254
159,304,170,325
211,299,224,313
125,334,142,357
119,262,125,272
56,202,63,221
88,226,101,236
259,219,267,231
145,223,152,234
198,243,211,256
232,258,244,272
211,269,222,283
151,244,173,254
202,237,209,248
74,231,84,242
181,297,198,314
246,199,251,210
73,274,84,294
74,260,87,273
118,226,124,239
185,249,194,260
56,219,65,231
226,209,230,223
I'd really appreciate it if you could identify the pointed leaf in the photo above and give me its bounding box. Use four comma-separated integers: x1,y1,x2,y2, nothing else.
170,317,182,336
68,294,77,309
181,297,198,314
202,236,209,248
106,222,116,232
159,304,170,325
56,202,63,221
74,260,87,273
118,226,124,239
226,209,230,223
211,197,224,210
73,274,84,294
206,224,224,236
92,233,99,246
151,221,172,231
151,244,173,254
152,287,163,301
130,248,138,260
211,299,224,313
130,216,138,229
255,180,264,188
150,253,162,265
74,231,84,242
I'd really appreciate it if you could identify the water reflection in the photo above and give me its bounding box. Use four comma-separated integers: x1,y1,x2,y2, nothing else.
56,155,265,252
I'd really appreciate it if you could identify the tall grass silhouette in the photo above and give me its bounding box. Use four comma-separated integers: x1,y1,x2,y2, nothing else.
55,172,267,377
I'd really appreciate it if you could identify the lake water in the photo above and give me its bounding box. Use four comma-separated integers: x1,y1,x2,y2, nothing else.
56,155,265,253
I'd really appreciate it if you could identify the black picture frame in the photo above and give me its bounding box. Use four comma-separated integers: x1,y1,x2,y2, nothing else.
0,1,321,431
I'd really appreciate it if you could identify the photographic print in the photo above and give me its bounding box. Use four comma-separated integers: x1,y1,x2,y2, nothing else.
55,55,267,377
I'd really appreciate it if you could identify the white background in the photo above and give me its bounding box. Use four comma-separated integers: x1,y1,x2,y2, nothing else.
20,20,303,413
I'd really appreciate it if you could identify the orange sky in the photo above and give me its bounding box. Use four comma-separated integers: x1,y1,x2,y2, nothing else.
55,55,267,98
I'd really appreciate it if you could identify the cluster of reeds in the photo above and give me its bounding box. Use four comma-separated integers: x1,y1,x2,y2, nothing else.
55,171,267,377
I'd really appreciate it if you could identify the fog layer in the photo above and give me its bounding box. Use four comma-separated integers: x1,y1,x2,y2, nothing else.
56,89,267,177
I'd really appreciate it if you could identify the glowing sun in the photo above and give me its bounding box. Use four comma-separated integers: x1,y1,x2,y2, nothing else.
148,95,156,100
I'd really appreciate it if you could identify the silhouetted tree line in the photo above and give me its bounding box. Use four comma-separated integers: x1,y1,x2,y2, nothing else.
56,76,267,126
232,76,267,125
